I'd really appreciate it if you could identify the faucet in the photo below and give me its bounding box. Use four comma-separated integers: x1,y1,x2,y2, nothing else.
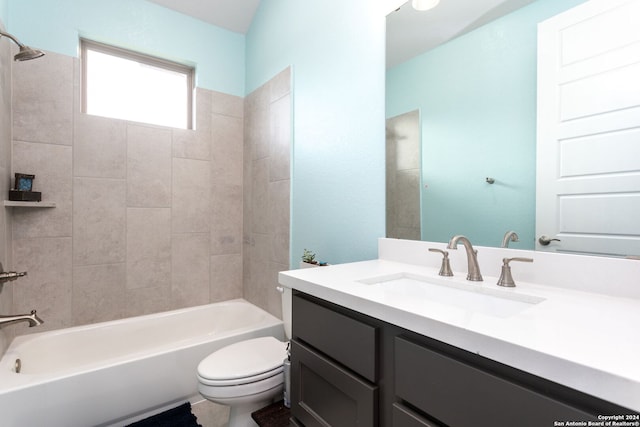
0,262,28,284
447,235,483,281
501,231,519,248
0,310,44,327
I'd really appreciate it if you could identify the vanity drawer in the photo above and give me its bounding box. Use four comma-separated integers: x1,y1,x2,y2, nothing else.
394,336,596,427
291,340,378,427
293,294,378,382
392,403,441,427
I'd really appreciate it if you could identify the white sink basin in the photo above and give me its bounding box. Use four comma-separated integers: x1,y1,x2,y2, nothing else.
358,272,545,318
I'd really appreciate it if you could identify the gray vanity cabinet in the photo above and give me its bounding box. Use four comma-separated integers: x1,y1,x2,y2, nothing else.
290,291,636,427
291,293,379,427
394,336,595,426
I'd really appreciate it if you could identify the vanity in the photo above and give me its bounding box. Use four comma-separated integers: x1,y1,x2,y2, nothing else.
279,238,640,426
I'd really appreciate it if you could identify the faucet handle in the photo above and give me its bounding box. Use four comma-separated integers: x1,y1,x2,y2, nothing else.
0,270,27,283
505,257,534,264
497,257,533,287
428,248,453,277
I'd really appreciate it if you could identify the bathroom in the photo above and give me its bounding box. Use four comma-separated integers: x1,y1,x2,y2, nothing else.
1,0,639,425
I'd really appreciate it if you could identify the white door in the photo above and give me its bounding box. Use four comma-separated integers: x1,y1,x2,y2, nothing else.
536,0,640,256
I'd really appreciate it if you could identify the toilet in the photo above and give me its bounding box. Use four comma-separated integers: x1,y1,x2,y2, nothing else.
197,287,292,427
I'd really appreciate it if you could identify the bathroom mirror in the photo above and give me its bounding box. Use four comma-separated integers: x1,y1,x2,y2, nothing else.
386,110,421,241
385,0,639,256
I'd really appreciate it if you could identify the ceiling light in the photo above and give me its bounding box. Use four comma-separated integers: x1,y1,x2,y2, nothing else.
412,0,440,11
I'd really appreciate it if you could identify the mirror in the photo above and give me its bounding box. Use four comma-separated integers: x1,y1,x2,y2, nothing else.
385,0,624,253
386,110,421,241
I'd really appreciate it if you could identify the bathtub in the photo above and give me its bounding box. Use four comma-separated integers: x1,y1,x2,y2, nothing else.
0,299,284,427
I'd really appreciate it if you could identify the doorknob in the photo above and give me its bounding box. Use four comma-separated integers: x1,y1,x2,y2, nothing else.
538,235,561,246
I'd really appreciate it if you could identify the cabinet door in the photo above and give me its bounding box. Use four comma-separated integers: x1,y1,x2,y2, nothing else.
395,337,596,427
392,403,441,427
291,340,378,427
293,294,378,382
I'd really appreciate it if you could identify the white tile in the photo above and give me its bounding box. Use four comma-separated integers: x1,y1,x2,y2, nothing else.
73,263,126,325
127,124,172,207
126,208,171,290
172,233,210,308
172,158,211,233
74,114,127,178
12,141,72,239
12,50,73,145
73,177,126,265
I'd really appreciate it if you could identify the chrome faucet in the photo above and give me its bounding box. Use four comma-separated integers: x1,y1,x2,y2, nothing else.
0,262,28,284
447,235,483,281
501,231,519,248
0,310,44,327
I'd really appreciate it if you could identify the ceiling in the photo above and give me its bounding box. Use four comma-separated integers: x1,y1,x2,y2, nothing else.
146,0,536,68
386,0,536,67
147,0,261,34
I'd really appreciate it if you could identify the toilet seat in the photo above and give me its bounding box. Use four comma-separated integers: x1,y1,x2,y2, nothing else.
197,336,287,386
197,336,287,401
197,366,283,386
198,371,284,400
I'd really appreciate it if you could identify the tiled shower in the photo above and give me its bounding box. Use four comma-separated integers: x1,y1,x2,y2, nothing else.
0,25,13,350
0,44,291,342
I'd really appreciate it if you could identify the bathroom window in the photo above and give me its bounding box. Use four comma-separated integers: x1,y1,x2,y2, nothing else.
81,39,194,129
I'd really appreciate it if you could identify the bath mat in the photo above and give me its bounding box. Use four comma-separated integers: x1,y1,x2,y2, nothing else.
251,400,291,427
125,402,202,427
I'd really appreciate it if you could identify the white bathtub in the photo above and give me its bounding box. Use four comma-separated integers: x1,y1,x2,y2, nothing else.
0,299,284,427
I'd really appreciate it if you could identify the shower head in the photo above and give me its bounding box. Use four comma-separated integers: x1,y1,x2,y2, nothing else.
13,44,45,61
0,30,45,61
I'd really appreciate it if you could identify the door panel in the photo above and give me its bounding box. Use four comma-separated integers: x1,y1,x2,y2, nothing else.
536,0,640,256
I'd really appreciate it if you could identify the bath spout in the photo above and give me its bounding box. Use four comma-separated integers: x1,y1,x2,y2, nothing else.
0,310,44,327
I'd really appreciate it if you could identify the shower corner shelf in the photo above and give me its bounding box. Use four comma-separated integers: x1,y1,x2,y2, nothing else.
4,200,56,208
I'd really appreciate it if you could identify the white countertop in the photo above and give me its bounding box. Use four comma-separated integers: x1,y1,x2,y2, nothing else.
279,258,640,412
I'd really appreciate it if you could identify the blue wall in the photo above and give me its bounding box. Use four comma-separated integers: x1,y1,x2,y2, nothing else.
0,0,6,27
387,0,588,249
5,0,245,95
6,0,387,266
247,0,386,266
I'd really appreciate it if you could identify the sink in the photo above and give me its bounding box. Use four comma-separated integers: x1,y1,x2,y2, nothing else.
358,272,545,318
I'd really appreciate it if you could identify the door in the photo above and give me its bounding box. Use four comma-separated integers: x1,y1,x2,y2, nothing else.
536,0,640,256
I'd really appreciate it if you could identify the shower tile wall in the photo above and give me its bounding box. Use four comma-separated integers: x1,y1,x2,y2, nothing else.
243,67,291,318
0,27,14,353
7,50,246,337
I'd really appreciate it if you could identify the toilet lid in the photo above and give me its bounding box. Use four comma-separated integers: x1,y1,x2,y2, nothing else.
198,336,287,381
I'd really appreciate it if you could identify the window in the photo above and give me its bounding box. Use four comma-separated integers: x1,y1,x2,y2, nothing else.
81,39,194,129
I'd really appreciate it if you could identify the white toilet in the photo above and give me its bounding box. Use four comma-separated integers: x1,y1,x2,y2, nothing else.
197,287,292,427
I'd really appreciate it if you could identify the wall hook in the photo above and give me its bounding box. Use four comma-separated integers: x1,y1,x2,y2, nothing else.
485,177,495,184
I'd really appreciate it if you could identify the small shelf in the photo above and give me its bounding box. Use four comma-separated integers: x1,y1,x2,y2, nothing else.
4,200,56,208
